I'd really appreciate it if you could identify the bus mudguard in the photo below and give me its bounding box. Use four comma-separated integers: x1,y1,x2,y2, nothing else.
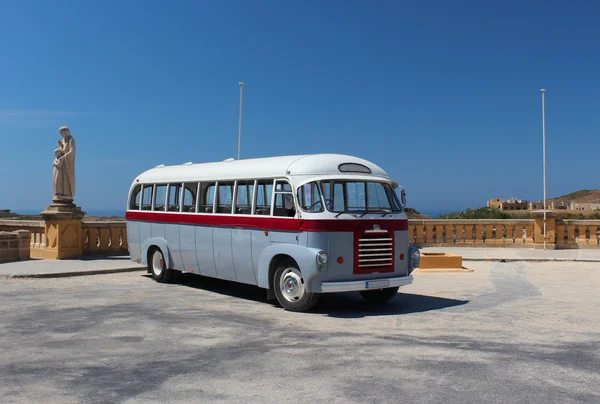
141,237,172,269
257,244,324,292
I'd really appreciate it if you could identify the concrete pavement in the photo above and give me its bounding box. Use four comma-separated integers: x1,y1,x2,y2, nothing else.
0,256,145,278
421,247,600,262
0,262,599,403
0,247,598,279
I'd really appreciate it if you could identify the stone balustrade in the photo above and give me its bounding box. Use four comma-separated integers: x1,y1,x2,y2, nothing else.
409,218,600,249
0,220,45,258
409,219,536,247
0,219,128,258
81,222,129,256
556,220,600,249
1,217,598,260
0,230,32,262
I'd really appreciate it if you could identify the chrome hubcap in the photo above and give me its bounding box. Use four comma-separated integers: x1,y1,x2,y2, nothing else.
152,251,163,276
280,268,305,303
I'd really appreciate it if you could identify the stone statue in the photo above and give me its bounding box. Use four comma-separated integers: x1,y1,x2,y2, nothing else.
52,126,76,203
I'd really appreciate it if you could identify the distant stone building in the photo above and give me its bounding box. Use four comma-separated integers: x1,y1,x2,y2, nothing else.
569,202,600,211
487,198,528,211
529,201,557,210
487,198,502,209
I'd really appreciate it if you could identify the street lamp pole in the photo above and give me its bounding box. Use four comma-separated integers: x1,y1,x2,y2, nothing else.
541,88,547,250
238,82,244,160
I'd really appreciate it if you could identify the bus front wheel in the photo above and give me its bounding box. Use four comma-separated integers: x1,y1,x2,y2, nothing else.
274,264,319,312
359,287,399,303
150,248,172,283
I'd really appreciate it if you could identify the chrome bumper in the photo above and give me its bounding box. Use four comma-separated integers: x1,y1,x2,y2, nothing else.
320,275,413,293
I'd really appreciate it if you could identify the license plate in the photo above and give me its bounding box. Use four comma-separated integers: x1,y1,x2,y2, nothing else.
365,280,390,289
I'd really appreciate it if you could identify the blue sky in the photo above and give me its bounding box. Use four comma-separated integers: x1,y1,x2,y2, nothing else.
1,0,598,216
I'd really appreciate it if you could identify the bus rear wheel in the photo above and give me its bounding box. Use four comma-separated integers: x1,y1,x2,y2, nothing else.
359,287,399,303
274,264,319,312
150,248,172,283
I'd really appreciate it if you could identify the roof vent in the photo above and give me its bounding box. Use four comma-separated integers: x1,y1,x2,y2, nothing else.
223,158,235,162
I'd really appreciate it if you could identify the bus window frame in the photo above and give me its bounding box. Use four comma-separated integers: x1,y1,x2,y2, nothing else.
195,182,201,213
234,179,255,215
181,182,197,213
129,184,142,210
255,179,274,216
166,183,182,213
153,184,168,212
140,184,154,211
273,179,296,218
215,181,235,215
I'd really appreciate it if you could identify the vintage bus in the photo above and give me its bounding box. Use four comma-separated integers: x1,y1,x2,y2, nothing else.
125,154,420,312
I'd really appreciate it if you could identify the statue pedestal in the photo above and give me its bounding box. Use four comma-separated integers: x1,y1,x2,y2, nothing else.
40,203,86,260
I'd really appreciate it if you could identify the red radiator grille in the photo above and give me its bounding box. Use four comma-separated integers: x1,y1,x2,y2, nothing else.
354,228,395,274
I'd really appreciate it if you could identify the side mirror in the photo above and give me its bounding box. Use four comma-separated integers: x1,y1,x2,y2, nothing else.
284,194,295,210
401,189,407,205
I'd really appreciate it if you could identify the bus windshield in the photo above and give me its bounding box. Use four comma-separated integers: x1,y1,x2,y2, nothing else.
320,180,402,213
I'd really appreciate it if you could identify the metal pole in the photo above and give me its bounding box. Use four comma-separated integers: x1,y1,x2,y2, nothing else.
541,88,547,250
238,82,244,160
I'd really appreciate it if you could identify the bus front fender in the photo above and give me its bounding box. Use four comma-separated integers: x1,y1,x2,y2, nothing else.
141,237,172,269
257,244,323,292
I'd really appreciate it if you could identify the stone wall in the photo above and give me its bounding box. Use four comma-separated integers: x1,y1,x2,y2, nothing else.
0,230,31,262
0,220,129,259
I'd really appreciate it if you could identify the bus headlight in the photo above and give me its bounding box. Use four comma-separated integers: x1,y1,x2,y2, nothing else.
409,246,420,271
316,252,328,266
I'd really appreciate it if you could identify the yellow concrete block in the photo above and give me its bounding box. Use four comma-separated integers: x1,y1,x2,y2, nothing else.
414,252,472,273
419,252,462,268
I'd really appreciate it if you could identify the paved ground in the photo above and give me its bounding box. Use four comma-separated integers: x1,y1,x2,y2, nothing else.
2,248,599,279
0,261,599,403
0,256,144,278
421,247,600,262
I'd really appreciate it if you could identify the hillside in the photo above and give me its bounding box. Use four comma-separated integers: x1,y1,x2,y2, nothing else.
549,189,600,204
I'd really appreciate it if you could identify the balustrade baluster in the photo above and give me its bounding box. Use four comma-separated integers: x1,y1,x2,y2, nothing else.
504,224,514,245
474,224,484,244
454,224,464,244
525,224,534,245
485,224,495,244
435,224,445,243
425,224,435,244
577,225,589,247
109,227,121,252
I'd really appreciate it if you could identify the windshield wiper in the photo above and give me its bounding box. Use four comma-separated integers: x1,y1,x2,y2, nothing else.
360,209,392,217
335,211,359,218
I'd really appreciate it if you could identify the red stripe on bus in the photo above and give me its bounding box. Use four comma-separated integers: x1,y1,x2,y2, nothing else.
125,211,408,232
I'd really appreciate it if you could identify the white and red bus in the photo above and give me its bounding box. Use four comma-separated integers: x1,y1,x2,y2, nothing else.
125,154,419,312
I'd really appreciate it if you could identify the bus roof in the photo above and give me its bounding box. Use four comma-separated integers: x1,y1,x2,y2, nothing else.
134,154,392,185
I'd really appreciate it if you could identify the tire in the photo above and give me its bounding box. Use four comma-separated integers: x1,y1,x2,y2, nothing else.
359,287,399,303
273,263,319,312
149,248,173,283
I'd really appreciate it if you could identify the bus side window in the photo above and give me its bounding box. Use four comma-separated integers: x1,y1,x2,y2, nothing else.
129,185,142,210
182,183,197,213
141,185,153,210
167,184,181,212
235,180,254,215
274,180,295,217
199,183,216,213
217,182,234,214
255,180,273,215
153,185,167,211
